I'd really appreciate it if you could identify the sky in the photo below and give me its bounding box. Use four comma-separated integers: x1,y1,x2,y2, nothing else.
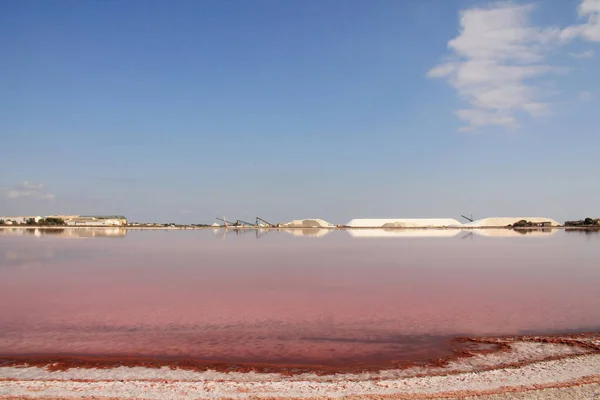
1,0,599,224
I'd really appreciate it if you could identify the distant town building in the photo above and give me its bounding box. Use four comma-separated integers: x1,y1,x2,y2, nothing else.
65,216,127,226
45,215,81,221
0,215,127,226
0,216,42,225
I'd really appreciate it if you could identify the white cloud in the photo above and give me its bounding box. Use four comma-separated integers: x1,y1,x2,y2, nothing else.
561,0,600,42
429,0,600,130
580,91,594,101
20,182,44,191
570,49,595,58
428,3,560,131
6,181,55,200
427,63,457,78
455,109,517,131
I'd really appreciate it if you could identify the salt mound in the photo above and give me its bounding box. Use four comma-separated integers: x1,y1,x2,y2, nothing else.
466,217,561,227
346,218,462,228
281,218,335,228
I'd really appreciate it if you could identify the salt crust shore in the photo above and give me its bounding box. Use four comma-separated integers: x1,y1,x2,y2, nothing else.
1,336,599,399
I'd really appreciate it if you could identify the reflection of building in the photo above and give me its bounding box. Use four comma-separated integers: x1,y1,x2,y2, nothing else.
42,227,127,238
0,227,127,238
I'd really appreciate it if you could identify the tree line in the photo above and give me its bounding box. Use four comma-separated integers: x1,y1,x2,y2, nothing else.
0,218,66,226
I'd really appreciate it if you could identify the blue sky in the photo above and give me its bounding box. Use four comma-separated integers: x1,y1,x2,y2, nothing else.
1,0,599,224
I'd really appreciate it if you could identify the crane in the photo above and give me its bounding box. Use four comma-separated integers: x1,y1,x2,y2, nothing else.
236,220,256,227
216,217,236,227
256,217,276,227
461,214,474,223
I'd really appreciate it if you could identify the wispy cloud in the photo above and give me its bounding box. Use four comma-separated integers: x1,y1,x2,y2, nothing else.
97,177,143,183
580,91,594,101
428,3,560,131
6,181,55,200
570,49,595,58
429,0,599,131
561,0,600,42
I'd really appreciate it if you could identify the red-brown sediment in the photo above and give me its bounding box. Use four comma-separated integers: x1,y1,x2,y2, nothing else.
0,339,505,375
1,332,598,376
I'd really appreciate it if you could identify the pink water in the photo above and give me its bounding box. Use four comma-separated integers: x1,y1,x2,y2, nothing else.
1,228,599,368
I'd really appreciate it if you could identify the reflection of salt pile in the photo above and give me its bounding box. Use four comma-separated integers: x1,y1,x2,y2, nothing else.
473,229,558,237
281,219,335,228
346,217,561,228
465,217,560,227
347,229,461,238
281,228,332,238
347,219,462,228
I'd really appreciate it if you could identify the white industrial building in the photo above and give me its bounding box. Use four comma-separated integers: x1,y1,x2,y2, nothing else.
44,215,81,222
0,215,127,226
65,216,127,226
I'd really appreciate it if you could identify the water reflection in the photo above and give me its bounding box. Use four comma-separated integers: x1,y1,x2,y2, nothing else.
0,229,599,368
0,227,126,238
472,228,558,237
0,227,574,240
1,245,54,269
565,228,600,235
212,227,272,239
0,248,54,268
281,228,332,237
347,228,559,238
212,227,332,239
347,229,461,238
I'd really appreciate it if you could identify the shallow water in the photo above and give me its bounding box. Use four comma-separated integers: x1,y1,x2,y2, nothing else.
1,228,599,369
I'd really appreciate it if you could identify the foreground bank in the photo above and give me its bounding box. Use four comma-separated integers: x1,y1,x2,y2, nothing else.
1,333,599,399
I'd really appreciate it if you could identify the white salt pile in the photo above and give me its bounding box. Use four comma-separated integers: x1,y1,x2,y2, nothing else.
281,218,336,228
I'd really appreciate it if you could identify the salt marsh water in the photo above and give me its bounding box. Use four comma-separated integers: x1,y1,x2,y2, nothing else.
1,228,599,370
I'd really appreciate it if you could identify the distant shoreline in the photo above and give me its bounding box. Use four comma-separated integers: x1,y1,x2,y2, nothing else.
1,225,599,231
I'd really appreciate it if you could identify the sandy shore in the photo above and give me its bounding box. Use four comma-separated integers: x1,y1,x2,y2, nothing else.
1,334,599,399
